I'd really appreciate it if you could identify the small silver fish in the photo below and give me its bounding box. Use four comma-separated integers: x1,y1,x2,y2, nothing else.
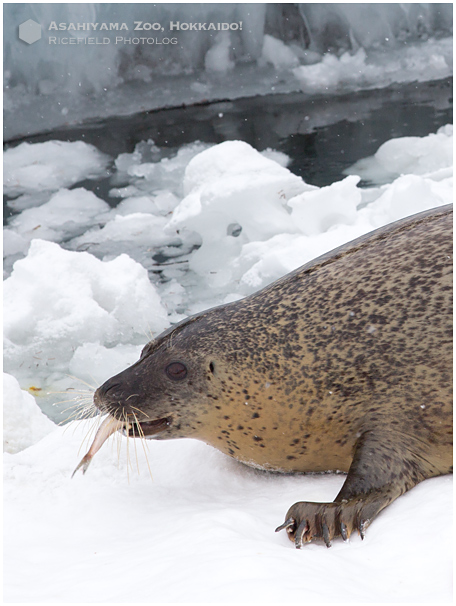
72,415,126,478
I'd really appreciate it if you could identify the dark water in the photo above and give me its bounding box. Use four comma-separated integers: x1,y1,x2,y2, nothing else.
4,77,453,215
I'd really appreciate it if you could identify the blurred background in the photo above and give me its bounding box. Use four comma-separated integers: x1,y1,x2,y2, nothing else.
4,3,453,140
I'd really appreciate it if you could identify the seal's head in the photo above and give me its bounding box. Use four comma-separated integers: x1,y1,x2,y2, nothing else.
94,305,234,441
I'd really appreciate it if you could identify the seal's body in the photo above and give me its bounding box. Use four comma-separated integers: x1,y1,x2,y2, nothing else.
95,205,452,547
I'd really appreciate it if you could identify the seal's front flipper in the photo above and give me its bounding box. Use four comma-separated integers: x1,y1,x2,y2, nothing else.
275,485,402,548
276,429,435,548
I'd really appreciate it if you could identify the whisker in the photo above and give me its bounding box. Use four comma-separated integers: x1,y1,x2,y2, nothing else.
60,407,95,429
65,413,99,455
49,396,89,408
133,412,153,480
56,398,94,410
125,411,131,485
131,414,141,475
116,423,122,470
142,317,155,343
87,373,100,389
130,405,151,420
50,388,96,426
43,387,95,395
62,409,99,437
64,374,98,391
58,395,95,406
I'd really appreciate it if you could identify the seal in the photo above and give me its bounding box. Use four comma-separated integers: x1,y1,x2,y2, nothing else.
92,204,453,548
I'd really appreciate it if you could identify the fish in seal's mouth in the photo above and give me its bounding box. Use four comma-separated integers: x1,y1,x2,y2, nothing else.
71,413,173,477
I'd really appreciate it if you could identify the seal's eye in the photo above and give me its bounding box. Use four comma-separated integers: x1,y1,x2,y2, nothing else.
165,362,187,381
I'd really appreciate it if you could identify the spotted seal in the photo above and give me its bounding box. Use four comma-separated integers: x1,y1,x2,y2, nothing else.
91,204,453,548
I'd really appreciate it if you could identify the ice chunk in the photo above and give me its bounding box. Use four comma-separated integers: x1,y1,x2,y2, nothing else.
169,140,313,287
3,373,55,454
113,141,211,200
70,212,169,249
3,240,169,382
8,188,110,246
4,140,110,197
370,128,453,176
361,174,452,228
288,176,361,236
346,125,453,185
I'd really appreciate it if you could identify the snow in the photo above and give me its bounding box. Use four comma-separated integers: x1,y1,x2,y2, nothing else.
169,140,313,289
3,125,453,602
3,424,452,602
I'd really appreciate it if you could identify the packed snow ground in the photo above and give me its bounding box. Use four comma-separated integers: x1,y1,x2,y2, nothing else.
3,126,453,602
3,418,453,603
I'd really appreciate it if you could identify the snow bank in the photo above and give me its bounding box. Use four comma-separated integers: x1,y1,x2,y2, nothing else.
4,140,110,197
3,373,55,454
3,421,452,602
292,38,453,93
3,240,169,386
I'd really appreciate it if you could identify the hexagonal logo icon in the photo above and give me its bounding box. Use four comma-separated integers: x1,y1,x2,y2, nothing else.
19,19,42,44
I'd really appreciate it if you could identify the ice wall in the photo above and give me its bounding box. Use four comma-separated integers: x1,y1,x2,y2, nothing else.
4,3,452,139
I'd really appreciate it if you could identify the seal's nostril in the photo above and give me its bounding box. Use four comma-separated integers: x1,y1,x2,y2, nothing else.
97,381,123,400
105,382,122,394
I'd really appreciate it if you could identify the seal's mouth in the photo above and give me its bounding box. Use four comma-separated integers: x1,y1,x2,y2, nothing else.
124,415,173,438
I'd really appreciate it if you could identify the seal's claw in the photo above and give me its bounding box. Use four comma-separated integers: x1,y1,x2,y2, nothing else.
340,521,348,542
358,519,369,540
294,519,309,549
275,517,295,533
321,521,331,548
